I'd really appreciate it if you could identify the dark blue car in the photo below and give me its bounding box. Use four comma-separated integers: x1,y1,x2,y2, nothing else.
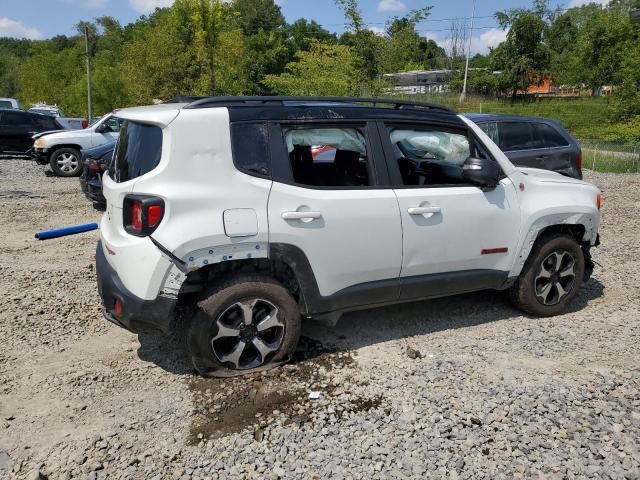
466,114,582,179
79,142,115,208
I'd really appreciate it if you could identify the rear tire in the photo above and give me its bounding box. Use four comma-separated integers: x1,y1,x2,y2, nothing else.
509,233,585,317
185,274,301,377
50,147,82,177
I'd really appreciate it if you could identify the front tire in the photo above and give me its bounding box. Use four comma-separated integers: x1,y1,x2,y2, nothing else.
186,274,301,377
509,233,585,317
50,147,82,177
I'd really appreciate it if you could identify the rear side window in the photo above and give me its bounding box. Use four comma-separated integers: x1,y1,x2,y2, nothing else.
283,126,370,188
0,100,13,109
113,120,163,182
231,122,271,177
533,123,569,147
1,111,32,126
498,122,538,151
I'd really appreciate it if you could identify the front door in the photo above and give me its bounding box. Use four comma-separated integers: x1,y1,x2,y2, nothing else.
379,121,521,300
267,122,403,311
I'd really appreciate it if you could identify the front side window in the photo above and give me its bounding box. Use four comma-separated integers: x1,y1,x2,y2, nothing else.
113,120,162,182
284,126,370,187
479,122,499,145
33,116,60,130
389,127,470,186
102,116,123,133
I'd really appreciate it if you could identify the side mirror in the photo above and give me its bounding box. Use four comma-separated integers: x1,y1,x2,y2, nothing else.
462,157,502,188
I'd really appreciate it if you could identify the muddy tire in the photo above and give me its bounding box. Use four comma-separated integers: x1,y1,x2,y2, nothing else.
50,147,82,177
509,233,585,317
186,274,301,377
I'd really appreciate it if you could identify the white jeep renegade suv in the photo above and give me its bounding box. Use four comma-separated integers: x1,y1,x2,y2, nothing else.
96,96,601,377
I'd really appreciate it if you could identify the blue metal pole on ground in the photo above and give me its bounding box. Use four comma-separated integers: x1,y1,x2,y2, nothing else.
35,223,99,240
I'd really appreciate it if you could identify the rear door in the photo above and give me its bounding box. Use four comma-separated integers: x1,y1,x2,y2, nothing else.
496,121,542,169
531,122,578,177
267,121,403,310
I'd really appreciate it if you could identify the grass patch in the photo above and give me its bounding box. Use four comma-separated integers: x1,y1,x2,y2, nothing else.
582,148,640,173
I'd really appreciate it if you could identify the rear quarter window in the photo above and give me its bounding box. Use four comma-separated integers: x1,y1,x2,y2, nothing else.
231,122,271,177
113,120,163,182
533,123,570,147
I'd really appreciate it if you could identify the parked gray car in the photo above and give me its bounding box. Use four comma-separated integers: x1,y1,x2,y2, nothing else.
466,114,582,179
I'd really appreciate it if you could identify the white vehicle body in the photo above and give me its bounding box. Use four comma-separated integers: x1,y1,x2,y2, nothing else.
96,98,601,340
33,114,120,151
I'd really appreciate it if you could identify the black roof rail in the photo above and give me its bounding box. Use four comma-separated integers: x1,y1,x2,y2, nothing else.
184,96,456,114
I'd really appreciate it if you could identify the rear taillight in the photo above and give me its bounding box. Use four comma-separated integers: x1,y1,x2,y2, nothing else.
577,149,583,171
123,195,165,237
596,193,602,210
88,159,101,172
82,119,89,129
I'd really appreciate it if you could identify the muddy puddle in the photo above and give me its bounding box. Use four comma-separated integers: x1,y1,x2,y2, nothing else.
187,337,381,443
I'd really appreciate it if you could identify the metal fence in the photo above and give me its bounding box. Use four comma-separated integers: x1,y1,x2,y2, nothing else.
578,140,640,173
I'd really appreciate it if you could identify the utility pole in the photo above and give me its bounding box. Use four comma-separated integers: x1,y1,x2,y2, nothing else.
84,27,92,121
459,0,476,102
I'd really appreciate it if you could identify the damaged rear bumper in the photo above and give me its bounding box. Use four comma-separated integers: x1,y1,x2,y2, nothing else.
96,241,176,335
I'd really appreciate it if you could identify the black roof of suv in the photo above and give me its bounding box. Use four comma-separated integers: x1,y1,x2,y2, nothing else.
183,96,464,126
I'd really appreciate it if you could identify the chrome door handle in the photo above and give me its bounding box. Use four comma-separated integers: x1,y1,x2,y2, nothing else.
408,206,441,215
282,211,322,220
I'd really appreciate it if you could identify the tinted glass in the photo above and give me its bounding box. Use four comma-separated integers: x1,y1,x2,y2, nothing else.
113,121,162,182
388,127,470,186
284,126,370,187
533,123,569,147
33,116,60,130
498,122,538,151
0,101,13,109
1,111,32,126
231,122,270,176
479,122,499,145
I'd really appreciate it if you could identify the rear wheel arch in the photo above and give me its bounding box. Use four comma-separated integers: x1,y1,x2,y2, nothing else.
174,249,312,317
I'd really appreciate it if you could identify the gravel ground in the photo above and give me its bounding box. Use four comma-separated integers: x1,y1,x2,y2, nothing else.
0,159,639,480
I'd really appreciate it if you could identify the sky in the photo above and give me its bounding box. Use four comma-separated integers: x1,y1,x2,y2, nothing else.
0,0,609,55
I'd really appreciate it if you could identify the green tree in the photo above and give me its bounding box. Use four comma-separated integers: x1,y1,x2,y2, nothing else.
262,41,359,96
491,12,550,98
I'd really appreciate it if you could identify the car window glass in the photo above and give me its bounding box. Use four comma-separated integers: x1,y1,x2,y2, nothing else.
0,100,13,109
113,121,162,182
102,117,122,132
1,111,33,126
231,122,270,176
533,123,569,148
284,126,370,187
389,127,470,186
33,116,59,130
479,122,499,145
498,122,538,151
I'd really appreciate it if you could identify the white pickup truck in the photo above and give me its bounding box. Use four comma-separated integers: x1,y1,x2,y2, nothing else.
28,104,88,130
32,113,123,177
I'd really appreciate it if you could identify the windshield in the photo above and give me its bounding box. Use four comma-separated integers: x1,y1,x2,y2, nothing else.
113,120,163,182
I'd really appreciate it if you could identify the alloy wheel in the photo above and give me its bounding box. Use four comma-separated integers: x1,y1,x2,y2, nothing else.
56,152,79,173
210,298,285,370
534,250,577,306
